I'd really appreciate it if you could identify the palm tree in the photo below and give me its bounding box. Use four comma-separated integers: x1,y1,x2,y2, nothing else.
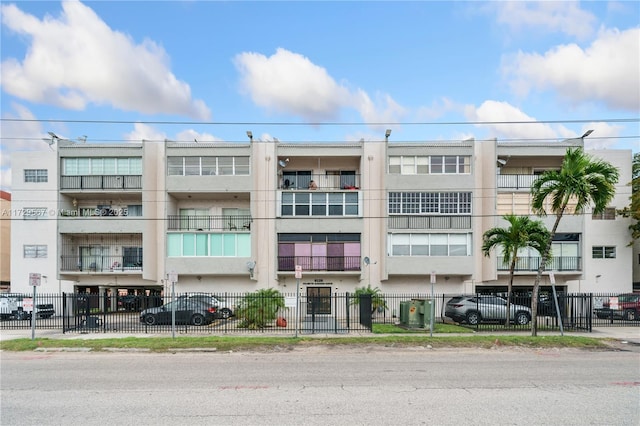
530,147,619,336
482,214,550,327
351,285,388,316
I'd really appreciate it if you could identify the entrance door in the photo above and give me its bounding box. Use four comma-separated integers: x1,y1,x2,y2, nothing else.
306,287,332,315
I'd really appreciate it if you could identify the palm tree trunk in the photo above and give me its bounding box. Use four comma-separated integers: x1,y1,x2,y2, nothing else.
507,256,516,328
532,209,564,336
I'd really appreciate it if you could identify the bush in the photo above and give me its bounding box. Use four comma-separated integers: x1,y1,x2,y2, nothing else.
236,288,285,329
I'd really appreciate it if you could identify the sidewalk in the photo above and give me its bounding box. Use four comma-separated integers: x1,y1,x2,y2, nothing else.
1,327,638,343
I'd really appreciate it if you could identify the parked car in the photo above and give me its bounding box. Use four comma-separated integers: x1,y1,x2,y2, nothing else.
118,294,142,311
0,295,55,320
140,299,217,326
179,293,235,319
445,295,532,326
594,293,640,321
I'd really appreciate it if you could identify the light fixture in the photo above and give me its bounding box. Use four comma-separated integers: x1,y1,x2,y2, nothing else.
581,129,594,138
246,131,253,141
278,158,289,168
497,158,507,167
385,129,392,139
246,261,256,278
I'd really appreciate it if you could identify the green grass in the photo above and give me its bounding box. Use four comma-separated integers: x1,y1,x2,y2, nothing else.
0,332,611,352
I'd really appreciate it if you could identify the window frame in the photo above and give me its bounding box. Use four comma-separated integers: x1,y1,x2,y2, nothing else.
24,169,48,182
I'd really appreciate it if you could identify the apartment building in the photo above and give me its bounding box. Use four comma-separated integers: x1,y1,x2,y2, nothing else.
10,136,634,300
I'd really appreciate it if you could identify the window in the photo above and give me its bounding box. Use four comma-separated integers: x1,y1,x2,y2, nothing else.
592,246,616,259
277,234,361,271
592,208,616,220
167,233,250,257
62,158,142,175
389,233,472,256
23,207,47,220
24,245,47,258
281,192,360,217
388,156,471,175
167,156,250,176
24,169,48,182
388,192,472,215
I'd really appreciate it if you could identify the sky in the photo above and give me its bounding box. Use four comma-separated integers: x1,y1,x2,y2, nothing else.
1,0,639,191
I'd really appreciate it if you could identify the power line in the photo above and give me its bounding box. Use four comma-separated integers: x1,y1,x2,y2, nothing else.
2,117,639,126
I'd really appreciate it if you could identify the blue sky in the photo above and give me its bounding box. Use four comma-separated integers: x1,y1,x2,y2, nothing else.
1,0,639,190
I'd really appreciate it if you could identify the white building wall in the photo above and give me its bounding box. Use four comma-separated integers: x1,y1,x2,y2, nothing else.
10,151,74,294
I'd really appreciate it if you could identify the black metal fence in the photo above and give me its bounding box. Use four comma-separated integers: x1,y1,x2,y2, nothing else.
1,292,637,335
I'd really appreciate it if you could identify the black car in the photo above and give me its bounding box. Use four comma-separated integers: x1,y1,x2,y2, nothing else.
118,295,142,311
140,299,217,326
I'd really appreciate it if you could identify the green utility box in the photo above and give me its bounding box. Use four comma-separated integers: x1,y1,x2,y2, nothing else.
399,299,434,328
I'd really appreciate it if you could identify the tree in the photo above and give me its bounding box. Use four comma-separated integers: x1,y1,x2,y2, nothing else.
482,214,550,327
351,285,388,315
617,152,640,243
530,148,619,336
236,288,285,329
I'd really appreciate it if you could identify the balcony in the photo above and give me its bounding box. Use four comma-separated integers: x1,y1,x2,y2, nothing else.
497,174,540,190
61,254,143,273
60,175,142,190
60,234,143,274
278,256,361,272
280,173,361,190
497,256,582,272
388,215,471,230
167,215,252,231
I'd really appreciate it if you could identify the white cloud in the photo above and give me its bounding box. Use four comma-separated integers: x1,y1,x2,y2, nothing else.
0,103,58,191
175,129,224,143
234,48,404,125
503,27,640,111
494,1,597,40
123,123,166,143
465,100,570,140
0,1,210,119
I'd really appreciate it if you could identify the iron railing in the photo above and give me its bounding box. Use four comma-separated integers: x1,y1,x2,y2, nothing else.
388,215,472,230
497,256,582,272
277,256,361,271
1,292,636,334
60,175,142,190
280,174,361,190
167,215,252,231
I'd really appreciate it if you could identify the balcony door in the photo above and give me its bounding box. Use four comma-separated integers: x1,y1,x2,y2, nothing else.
80,246,107,271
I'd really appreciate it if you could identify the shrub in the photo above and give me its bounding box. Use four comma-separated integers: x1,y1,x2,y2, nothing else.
236,288,285,329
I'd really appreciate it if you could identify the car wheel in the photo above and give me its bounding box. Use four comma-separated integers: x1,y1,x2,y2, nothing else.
16,311,29,321
515,312,531,325
623,309,637,321
191,314,206,326
466,311,481,325
143,314,157,326
219,308,232,319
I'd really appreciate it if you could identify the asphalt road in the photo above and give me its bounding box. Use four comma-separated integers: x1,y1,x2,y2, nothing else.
1,346,639,426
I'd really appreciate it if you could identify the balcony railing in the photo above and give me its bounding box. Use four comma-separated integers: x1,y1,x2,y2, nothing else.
280,174,361,190
278,256,361,272
167,215,252,231
61,175,142,190
61,254,142,272
497,174,540,190
498,256,582,272
388,215,472,230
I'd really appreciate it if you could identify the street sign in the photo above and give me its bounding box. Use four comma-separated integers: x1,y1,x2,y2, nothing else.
295,265,302,279
549,272,556,284
29,273,41,287
430,271,436,284
168,270,178,283
22,298,33,312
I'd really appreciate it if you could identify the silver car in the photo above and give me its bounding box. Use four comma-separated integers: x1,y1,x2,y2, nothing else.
445,295,531,325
